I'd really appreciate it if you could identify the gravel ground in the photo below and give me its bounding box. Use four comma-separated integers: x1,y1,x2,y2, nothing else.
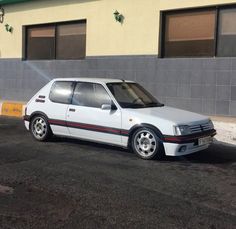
0,116,235,229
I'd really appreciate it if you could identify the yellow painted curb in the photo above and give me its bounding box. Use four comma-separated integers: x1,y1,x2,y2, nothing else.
1,101,25,117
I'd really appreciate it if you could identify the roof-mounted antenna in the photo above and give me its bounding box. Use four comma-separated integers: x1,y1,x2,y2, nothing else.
120,79,125,82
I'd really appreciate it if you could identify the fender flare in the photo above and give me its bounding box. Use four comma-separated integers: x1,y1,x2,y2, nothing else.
128,123,164,145
29,111,50,122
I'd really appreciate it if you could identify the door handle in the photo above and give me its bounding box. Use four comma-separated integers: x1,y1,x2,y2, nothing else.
69,108,76,112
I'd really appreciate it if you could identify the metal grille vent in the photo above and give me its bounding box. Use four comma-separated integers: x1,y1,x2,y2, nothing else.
189,122,213,134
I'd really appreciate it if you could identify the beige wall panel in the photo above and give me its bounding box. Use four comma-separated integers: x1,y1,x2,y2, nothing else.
0,0,160,58
0,0,236,58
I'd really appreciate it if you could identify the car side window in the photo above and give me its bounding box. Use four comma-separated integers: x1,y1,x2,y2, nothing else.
72,82,111,108
49,81,74,104
94,84,112,106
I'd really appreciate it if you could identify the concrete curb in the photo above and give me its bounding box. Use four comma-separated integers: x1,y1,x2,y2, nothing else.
0,101,235,145
0,101,26,118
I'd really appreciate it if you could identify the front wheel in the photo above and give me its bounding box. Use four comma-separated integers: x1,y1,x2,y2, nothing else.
131,127,164,160
30,115,52,141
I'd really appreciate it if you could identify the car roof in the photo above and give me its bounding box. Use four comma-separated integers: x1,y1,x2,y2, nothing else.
52,78,134,84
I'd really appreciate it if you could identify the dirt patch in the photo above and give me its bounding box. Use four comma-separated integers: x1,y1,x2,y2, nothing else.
213,121,236,145
0,184,14,195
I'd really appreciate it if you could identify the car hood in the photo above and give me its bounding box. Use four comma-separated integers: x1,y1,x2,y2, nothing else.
125,106,209,125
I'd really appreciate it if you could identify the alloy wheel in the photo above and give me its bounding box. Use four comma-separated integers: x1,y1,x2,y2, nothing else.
133,129,157,158
31,116,48,140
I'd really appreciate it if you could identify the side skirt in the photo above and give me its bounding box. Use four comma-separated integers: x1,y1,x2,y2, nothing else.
54,134,129,149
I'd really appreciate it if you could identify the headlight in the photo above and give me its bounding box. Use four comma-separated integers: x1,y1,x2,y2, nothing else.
174,125,191,136
208,120,214,129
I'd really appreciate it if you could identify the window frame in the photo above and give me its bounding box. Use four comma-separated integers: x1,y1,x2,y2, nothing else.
71,82,113,109
23,19,86,60
159,3,236,58
216,7,236,57
26,25,56,60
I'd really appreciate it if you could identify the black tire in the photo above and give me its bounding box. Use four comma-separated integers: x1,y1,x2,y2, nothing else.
131,127,164,160
30,115,52,141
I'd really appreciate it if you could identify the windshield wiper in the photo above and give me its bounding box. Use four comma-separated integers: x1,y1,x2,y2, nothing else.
145,102,164,107
122,103,146,108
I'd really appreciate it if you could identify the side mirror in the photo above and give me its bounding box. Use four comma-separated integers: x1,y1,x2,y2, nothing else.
101,103,117,110
101,104,111,110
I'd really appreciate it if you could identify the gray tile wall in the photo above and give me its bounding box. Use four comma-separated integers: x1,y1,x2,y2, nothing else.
0,56,235,116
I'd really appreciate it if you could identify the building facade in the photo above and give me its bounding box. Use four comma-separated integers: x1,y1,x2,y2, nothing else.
0,0,236,116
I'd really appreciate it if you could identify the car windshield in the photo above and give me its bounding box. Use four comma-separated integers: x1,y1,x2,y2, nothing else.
106,82,164,108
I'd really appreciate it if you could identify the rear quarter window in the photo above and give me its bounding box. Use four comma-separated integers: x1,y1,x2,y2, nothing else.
49,81,74,104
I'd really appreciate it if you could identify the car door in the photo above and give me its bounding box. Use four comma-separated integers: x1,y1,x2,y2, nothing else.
66,82,122,145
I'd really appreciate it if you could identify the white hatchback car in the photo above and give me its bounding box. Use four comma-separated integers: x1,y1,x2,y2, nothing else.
24,78,216,160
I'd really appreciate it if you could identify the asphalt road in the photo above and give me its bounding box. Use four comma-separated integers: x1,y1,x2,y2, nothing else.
0,117,235,229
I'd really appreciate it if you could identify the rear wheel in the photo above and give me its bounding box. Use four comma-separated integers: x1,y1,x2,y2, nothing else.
131,127,163,160
30,115,52,141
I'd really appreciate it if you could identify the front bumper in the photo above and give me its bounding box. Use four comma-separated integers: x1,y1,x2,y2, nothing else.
162,129,216,156
163,141,210,156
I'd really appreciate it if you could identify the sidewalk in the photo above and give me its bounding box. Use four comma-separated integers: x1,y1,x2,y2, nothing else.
0,100,235,145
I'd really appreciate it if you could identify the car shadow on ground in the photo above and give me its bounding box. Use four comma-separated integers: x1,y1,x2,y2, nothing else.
50,136,129,151
50,136,236,165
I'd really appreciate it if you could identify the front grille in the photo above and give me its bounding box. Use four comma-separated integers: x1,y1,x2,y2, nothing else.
189,122,213,134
